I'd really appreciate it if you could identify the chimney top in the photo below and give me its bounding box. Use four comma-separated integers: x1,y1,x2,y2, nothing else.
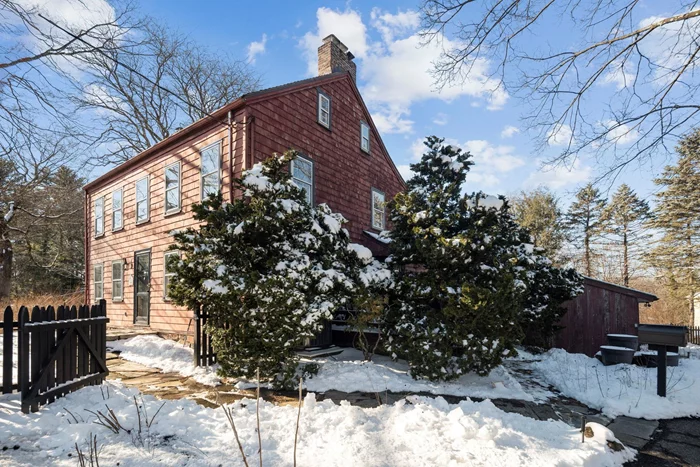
318,34,356,82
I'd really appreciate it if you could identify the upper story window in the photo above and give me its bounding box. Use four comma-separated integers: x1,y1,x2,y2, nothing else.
94,263,103,302
165,161,181,214
317,90,331,129
291,156,314,205
135,176,150,224
94,197,104,237
371,188,385,230
164,250,180,300
112,188,123,231
360,121,370,153
201,143,221,200
112,260,123,302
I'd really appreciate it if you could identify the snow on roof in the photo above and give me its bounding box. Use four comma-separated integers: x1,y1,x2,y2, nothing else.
363,230,391,244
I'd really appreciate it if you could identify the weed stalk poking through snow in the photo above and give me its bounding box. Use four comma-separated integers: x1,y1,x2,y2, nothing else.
257,367,262,467
294,377,302,467
222,404,250,467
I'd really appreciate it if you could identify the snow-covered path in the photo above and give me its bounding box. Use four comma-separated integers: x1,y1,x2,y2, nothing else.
0,381,634,466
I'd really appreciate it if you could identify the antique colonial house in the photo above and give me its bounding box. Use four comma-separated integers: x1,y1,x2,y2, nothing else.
84,35,405,335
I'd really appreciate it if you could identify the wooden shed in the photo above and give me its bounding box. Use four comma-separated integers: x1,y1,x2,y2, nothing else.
554,277,658,356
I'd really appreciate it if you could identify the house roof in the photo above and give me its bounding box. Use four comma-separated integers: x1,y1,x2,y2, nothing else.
583,276,658,303
84,72,405,192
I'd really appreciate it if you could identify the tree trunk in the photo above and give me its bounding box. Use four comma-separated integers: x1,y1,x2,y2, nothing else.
584,231,591,276
622,229,629,287
0,238,11,301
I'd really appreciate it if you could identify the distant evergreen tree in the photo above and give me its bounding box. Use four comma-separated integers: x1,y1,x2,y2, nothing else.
385,137,581,380
169,151,390,386
566,184,607,276
648,129,700,325
511,187,566,264
600,184,652,287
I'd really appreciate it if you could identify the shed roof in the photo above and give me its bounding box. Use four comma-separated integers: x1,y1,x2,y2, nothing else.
583,276,658,303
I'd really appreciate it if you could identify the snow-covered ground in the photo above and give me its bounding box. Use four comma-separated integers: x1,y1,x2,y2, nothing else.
528,348,700,419
108,335,221,386
303,348,534,400
109,335,533,400
0,381,634,466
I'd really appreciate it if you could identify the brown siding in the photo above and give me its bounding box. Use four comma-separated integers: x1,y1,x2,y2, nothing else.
555,282,641,356
86,123,237,333
85,74,405,335
248,78,404,250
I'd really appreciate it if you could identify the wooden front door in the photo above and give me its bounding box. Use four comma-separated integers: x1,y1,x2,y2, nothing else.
134,249,151,325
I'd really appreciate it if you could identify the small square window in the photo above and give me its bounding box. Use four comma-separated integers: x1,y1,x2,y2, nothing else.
290,157,314,204
94,197,105,237
371,188,385,230
317,91,331,129
361,122,370,153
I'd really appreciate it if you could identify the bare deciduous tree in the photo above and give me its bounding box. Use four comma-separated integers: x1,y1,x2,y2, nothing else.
75,21,261,165
420,1,700,177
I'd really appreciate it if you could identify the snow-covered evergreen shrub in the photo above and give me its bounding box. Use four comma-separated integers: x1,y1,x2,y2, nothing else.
385,136,581,380
168,151,390,387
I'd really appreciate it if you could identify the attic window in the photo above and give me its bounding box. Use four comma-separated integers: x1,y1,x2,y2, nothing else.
317,90,331,129
360,121,370,153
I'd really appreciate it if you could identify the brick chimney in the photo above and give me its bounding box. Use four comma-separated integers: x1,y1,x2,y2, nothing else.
318,34,356,82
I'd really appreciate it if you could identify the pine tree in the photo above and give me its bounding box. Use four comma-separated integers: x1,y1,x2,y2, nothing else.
600,184,652,287
511,187,566,264
566,184,607,277
169,151,390,386
648,129,700,325
385,137,581,379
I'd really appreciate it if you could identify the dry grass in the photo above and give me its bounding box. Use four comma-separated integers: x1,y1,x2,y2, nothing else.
0,289,85,313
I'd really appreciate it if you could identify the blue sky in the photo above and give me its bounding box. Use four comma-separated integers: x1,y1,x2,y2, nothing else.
114,1,682,206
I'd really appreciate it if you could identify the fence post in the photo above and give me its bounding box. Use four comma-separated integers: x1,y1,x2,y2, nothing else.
46,306,56,403
18,307,29,413
194,304,201,367
2,307,13,394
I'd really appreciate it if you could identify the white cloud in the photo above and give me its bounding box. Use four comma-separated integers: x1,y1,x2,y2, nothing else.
525,159,592,190
433,113,448,125
500,125,520,139
603,120,639,145
397,164,414,181
247,34,268,64
463,140,526,173
300,7,507,134
547,124,574,147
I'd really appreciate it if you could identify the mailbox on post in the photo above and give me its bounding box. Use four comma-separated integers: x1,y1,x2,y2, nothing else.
637,324,688,397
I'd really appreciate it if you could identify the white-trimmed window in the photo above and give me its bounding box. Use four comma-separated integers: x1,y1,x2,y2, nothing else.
317,91,331,128
94,264,104,302
94,197,104,237
371,188,385,230
200,143,221,199
135,176,150,224
112,188,123,231
112,260,123,302
360,121,370,153
163,251,180,300
164,161,181,214
291,156,314,204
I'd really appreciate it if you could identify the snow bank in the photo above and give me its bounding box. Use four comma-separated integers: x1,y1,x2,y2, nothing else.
0,382,634,466
532,348,700,419
108,335,221,386
304,348,533,400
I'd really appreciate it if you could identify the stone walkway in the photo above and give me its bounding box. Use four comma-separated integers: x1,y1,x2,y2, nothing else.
107,351,698,465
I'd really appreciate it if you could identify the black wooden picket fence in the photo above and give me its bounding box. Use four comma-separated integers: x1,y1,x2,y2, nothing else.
687,326,700,345
193,305,216,367
1,299,109,413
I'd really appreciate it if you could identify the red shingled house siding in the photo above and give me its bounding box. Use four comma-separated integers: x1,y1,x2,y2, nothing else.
84,71,405,335
248,77,404,247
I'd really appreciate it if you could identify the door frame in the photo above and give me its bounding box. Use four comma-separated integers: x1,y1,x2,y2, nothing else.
133,248,151,326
